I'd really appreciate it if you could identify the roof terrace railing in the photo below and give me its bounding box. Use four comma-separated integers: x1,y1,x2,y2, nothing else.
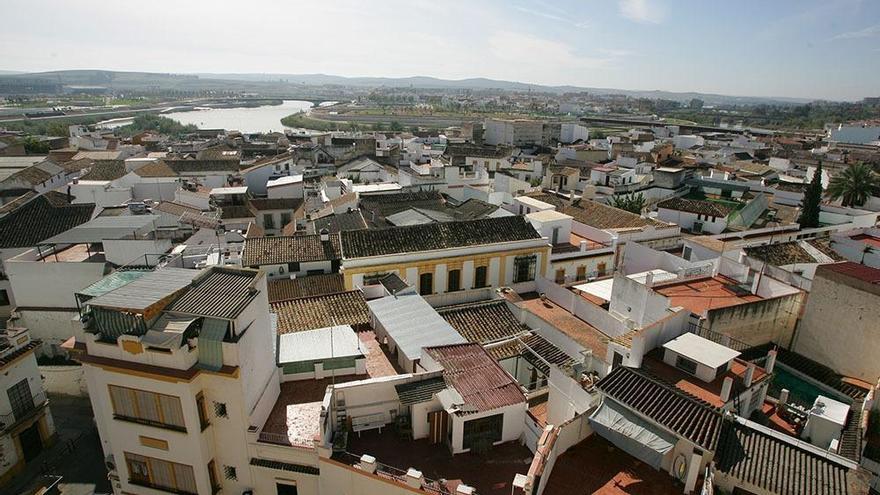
334,451,453,494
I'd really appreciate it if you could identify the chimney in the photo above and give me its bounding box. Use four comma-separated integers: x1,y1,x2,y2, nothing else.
405,468,424,489
359,454,377,474
720,377,734,403
744,363,755,388
579,240,587,252
779,388,789,407
644,271,655,287
320,228,330,242
765,350,777,374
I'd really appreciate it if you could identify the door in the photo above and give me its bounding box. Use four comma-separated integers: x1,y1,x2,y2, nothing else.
427,410,449,445
19,421,43,462
276,483,298,495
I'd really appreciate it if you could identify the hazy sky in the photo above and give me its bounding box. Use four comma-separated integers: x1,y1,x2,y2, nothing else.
2,0,880,100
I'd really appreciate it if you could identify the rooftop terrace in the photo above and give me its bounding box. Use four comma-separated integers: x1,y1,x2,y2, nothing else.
259,331,399,447
542,435,683,495
652,275,762,314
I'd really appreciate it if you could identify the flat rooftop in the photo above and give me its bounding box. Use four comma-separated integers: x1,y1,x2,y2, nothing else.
652,275,762,314
851,233,880,248
36,243,106,263
542,434,682,495
342,429,533,495
259,331,399,447
642,350,768,408
515,293,608,359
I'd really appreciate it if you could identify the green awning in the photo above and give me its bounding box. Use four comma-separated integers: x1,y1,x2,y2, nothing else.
198,318,228,371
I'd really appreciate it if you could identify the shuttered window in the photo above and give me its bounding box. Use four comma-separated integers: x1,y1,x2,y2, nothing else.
125,452,197,495
109,385,186,431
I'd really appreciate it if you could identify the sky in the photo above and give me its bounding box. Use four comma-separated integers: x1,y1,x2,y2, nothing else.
2,0,880,101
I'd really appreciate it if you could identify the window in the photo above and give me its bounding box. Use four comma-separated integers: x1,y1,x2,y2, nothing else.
213,402,228,418
597,262,607,276
223,465,237,481
555,269,566,284
447,269,461,292
551,227,560,245
0,289,9,306
263,213,275,229
675,355,699,375
682,246,692,261
612,352,624,369
125,452,197,495
513,255,537,283
280,212,291,226
196,392,210,431
518,205,524,215
576,266,587,281
462,413,503,451
108,385,185,431
474,266,488,288
287,262,300,273
7,379,34,421
419,272,433,295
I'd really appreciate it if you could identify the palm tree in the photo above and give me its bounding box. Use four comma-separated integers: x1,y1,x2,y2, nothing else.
826,163,880,207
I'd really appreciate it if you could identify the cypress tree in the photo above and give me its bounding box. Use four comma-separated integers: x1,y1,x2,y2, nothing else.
799,161,823,228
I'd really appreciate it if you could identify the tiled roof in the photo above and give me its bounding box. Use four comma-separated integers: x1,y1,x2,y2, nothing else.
657,197,736,217
527,192,668,230
438,300,529,344
166,158,241,173
715,421,861,495
425,343,526,415
312,210,368,233
519,333,576,375
0,193,96,249
272,290,370,334
250,457,320,476
744,241,835,266
167,267,260,319
134,161,178,178
395,377,447,406
267,273,345,303
341,216,541,258
79,160,126,181
241,234,342,266
2,164,52,186
248,198,303,212
153,201,202,217
818,261,880,286
596,366,722,451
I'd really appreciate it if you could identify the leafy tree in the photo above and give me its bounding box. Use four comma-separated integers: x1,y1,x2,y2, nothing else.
608,192,646,214
390,120,404,132
22,136,50,154
826,163,879,207
798,161,823,227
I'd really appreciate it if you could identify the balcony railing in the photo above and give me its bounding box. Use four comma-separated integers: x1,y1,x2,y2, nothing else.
0,391,48,432
333,452,451,494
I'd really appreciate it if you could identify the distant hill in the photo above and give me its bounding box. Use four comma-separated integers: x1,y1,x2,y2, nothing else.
0,69,816,105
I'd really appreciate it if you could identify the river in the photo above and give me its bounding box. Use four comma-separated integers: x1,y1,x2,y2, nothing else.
161,100,318,133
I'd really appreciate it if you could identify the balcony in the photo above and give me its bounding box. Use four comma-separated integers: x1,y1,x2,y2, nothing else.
0,391,48,433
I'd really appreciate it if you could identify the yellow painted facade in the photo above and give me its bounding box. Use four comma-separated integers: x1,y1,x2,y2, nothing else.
342,246,550,291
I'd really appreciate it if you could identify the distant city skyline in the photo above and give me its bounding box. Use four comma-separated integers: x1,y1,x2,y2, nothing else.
2,0,880,101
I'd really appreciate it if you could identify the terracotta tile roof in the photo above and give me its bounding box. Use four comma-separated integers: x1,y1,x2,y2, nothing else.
153,201,202,217
657,197,736,217
241,234,342,266
818,261,880,286
267,273,346,303
79,160,126,181
309,209,367,233
272,290,370,334
424,343,526,415
2,164,52,186
165,158,241,173
438,300,529,344
596,366,723,451
0,193,96,249
133,160,178,178
167,267,260,319
341,216,542,258
715,420,865,495
527,192,668,230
